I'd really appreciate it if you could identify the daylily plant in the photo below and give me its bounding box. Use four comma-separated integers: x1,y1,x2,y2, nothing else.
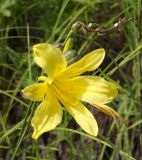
22,43,122,140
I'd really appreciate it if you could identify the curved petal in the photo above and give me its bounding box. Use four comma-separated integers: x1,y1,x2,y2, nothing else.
58,48,105,78
33,43,67,83
22,83,47,101
56,76,118,105
31,86,63,139
65,101,98,136
93,104,123,124
51,83,98,136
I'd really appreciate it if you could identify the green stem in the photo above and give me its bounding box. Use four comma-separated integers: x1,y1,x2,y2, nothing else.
11,102,35,160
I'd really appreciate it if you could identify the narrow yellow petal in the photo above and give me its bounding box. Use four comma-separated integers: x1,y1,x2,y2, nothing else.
22,83,47,101
58,48,105,78
93,104,123,124
65,101,98,136
33,43,67,82
31,86,63,139
56,76,118,105
51,82,98,136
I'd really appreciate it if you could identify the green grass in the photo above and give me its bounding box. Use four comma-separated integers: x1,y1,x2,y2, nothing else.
0,0,142,159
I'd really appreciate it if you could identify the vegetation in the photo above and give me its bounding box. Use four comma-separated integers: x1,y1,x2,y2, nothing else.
0,0,141,159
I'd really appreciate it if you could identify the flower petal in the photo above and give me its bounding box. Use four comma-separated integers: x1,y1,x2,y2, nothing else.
93,104,123,124
65,101,98,136
31,86,63,139
51,83,98,136
22,83,47,101
33,43,67,82
58,48,105,78
56,76,118,105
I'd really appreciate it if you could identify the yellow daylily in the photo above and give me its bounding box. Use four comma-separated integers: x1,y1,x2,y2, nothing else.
22,43,122,140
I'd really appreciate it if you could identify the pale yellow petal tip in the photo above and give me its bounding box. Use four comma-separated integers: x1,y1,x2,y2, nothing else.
98,48,105,55
32,131,40,140
100,48,105,52
32,44,46,57
32,43,48,49
32,133,38,140
93,124,98,137
110,83,119,95
85,121,98,137
21,88,26,95
87,127,98,137
90,129,98,137
100,48,105,58
32,43,50,57
31,127,42,140
21,87,30,97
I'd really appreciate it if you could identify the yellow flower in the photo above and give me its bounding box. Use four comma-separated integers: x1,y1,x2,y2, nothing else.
22,43,122,140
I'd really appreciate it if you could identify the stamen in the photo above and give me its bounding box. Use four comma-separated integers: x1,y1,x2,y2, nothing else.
51,81,78,106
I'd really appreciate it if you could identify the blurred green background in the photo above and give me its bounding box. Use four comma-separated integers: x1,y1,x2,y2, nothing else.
0,0,141,159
